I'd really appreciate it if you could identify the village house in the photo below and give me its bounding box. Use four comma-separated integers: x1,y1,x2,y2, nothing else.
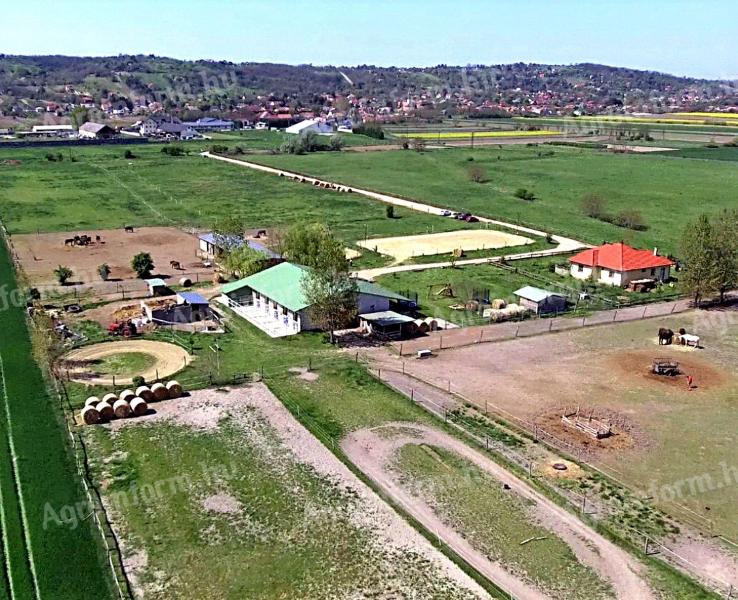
196,232,282,265
183,117,235,131
220,262,410,337
568,242,674,287
141,292,211,324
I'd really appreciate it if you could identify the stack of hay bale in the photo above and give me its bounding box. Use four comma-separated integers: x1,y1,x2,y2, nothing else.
79,380,185,426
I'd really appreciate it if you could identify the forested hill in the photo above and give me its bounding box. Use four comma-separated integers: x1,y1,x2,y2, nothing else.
1,54,736,116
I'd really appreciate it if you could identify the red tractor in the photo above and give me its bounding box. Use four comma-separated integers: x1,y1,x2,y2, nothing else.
108,320,137,337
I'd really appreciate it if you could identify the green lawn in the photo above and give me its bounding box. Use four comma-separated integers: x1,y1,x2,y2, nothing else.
93,351,158,377
248,145,738,255
208,129,389,148
0,145,484,245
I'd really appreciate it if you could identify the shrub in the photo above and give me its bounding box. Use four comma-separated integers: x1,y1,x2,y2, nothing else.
386,205,395,219
353,121,384,139
123,149,136,159
514,188,536,201
54,265,73,285
468,166,487,183
210,144,229,154
161,145,185,156
328,135,343,151
581,193,607,219
611,209,647,231
132,375,146,388
97,263,111,281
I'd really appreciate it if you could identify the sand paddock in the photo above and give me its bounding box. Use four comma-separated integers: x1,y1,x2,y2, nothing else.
357,229,534,262
12,226,212,285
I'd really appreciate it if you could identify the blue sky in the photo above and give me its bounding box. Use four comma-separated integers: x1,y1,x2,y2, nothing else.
3,0,737,79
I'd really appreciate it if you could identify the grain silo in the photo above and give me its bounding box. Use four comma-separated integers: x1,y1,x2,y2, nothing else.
96,401,114,421
113,399,132,419
81,406,100,425
130,397,148,417
150,382,169,401
166,380,183,398
135,386,154,402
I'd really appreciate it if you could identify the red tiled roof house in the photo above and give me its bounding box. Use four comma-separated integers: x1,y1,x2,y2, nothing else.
568,242,674,287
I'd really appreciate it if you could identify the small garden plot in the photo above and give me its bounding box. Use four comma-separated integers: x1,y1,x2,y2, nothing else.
87,385,489,600
358,229,534,263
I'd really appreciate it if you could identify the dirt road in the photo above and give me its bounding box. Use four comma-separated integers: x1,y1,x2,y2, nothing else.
343,423,655,600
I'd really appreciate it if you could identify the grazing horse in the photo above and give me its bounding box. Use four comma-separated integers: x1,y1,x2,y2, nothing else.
64,238,75,246
95,235,101,243
124,226,134,233
658,328,674,345
170,260,181,270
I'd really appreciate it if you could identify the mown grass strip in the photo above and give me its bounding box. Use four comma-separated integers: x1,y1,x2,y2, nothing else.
0,355,41,599
0,238,116,599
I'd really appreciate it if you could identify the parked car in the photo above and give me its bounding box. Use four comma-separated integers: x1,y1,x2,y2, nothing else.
465,215,479,223
440,210,452,217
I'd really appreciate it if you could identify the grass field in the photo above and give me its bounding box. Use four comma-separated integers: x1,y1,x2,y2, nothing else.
250,144,738,255
0,240,115,599
85,387,485,600
207,129,388,148
393,130,563,139
0,145,485,245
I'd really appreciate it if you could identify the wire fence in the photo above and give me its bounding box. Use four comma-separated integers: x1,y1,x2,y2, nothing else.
364,362,736,598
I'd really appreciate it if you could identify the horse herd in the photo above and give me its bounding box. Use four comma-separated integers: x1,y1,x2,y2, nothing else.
63,234,101,247
278,172,353,193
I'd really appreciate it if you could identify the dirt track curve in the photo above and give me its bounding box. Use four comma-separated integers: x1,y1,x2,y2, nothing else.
343,423,655,600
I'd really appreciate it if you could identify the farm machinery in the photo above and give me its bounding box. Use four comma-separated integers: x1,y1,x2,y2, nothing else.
108,320,138,337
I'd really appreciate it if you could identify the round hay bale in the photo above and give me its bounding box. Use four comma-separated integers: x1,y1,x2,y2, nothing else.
102,393,118,404
113,399,132,419
130,397,148,417
119,389,135,403
84,396,100,408
491,298,507,310
418,321,430,334
166,380,183,398
81,405,100,425
428,319,439,332
179,277,192,287
151,382,169,401
135,386,154,401
96,401,114,422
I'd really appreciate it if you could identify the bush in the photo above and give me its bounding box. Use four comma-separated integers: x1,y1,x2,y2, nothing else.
353,121,384,139
123,149,136,159
581,193,607,219
468,166,487,183
386,205,395,219
161,145,185,156
514,188,536,201
54,265,73,285
609,209,648,231
209,144,229,154
132,375,146,388
328,135,343,151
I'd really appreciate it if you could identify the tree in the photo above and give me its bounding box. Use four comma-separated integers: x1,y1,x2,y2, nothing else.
69,106,89,130
282,223,347,272
680,214,715,306
710,209,738,303
223,244,267,278
581,193,607,219
54,265,73,285
213,215,245,253
131,252,154,278
302,268,358,344
97,263,111,281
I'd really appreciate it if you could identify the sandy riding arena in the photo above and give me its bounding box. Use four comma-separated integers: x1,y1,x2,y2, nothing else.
357,229,534,262
13,226,212,286
58,340,192,385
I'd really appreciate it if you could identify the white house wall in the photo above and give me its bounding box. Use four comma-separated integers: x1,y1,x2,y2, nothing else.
356,293,390,314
